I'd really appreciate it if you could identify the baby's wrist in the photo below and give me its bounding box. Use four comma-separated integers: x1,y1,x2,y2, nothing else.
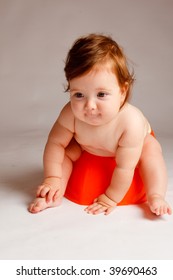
104,193,118,205
105,189,120,204
97,193,117,207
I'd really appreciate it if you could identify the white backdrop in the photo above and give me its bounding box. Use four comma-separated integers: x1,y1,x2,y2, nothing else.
0,0,173,136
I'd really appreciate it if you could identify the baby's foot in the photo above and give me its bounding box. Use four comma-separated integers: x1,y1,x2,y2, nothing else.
148,195,172,216
28,197,61,214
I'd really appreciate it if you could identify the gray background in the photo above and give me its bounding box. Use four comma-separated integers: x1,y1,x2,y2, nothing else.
1,0,173,137
0,0,173,261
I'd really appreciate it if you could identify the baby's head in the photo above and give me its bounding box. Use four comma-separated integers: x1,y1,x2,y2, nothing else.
64,33,134,104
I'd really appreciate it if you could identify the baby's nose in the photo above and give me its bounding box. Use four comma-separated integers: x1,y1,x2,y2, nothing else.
85,98,97,110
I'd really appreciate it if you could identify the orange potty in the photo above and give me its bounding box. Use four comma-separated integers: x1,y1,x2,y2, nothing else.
64,151,147,206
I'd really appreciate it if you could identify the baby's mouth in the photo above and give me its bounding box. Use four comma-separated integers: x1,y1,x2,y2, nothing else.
85,113,99,118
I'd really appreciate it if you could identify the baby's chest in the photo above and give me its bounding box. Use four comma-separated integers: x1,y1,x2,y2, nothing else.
74,121,120,153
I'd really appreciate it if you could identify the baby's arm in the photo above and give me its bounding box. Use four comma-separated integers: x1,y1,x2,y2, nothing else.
85,142,143,215
37,103,74,202
86,116,145,215
105,134,144,204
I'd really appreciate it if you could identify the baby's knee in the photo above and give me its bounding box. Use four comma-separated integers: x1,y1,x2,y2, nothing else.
65,138,82,162
142,134,162,158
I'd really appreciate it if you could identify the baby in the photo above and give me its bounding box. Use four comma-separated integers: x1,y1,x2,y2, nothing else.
29,33,172,216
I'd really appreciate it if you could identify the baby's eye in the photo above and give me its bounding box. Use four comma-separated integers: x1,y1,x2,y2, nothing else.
74,92,84,98
97,92,108,98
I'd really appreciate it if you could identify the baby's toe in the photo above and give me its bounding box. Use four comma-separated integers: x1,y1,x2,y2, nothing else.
28,203,37,213
168,207,172,215
28,199,43,213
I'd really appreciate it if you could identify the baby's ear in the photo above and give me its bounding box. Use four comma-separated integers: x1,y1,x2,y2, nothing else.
121,82,129,95
120,82,129,103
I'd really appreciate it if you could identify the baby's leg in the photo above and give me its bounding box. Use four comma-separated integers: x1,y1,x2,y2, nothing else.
138,134,172,215
29,139,82,213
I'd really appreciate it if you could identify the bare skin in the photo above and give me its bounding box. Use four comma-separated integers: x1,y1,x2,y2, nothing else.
29,65,172,216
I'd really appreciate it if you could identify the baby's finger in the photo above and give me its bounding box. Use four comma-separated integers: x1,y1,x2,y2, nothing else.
84,202,98,212
39,186,50,198
53,190,60,201
89,204,103,214
92,205,107,215
46,189,56,202
36,185,45,197
105,206,116,215
86,203,106,214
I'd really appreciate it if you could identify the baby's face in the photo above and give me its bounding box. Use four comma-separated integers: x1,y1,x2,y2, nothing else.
69,65,127,126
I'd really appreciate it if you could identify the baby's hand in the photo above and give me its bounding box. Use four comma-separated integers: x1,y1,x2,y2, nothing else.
85,194,117,215
36,177,62,203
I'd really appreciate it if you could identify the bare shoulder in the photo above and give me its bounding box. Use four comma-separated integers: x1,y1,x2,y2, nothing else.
125,102,147,119
57,102,75,132
119,103,150,146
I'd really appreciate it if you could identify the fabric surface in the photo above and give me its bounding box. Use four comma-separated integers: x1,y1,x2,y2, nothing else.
0,132,173,260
